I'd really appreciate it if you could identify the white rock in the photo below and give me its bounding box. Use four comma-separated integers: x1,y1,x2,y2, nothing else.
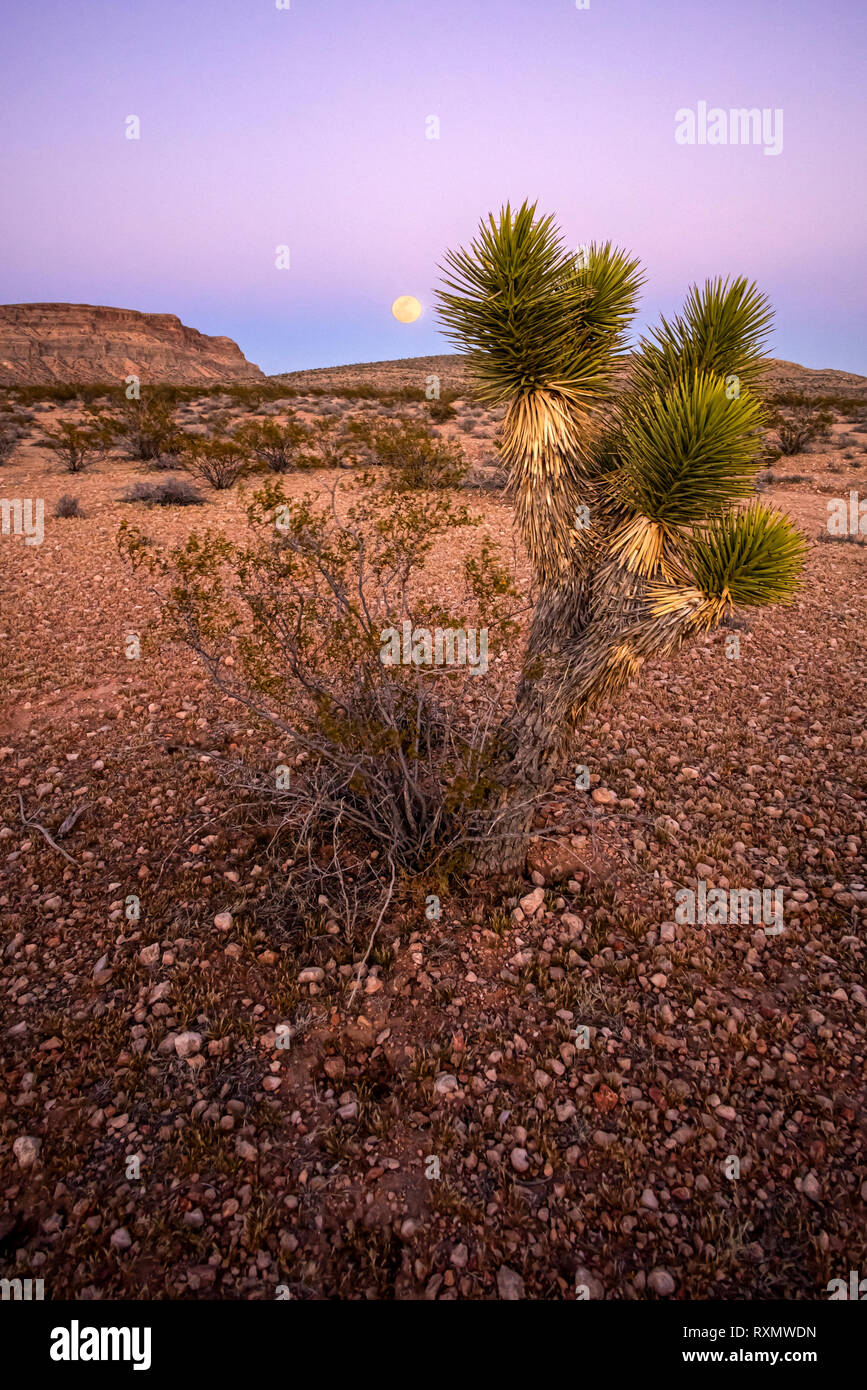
12,1135,40,1169
174,1031,202,1058
434,1073,458,1095
574,1265,604,1299
298,966,325,984
496,1265,525,1300
519,887,545,916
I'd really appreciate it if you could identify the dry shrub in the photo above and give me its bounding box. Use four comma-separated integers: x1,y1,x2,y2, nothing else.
181,437,248,489
232,415,312,472
121,477,205,506
773,407,833,456
367,418,467,489
0,427,18,464
110,395,180,462
119,472,521,915
40,416,116,473
54,494,84,518
427,398,458,423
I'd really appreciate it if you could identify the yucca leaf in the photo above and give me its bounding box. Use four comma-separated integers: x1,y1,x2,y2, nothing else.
632,276,773,396
617,372,765,527
567,241,644,359
689,502,807,609
436,204,642,411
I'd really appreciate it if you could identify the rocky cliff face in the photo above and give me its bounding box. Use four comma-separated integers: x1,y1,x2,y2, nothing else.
0,303,264,385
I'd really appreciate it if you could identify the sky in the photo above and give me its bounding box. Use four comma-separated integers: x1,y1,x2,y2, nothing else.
1,0,864,376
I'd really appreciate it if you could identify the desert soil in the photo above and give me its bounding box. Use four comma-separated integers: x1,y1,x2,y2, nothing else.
0,377,864,1300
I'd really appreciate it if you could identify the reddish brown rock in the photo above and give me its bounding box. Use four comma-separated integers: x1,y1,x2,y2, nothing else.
0,302,263,385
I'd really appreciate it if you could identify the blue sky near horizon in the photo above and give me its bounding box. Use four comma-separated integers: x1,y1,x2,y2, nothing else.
1,0,864,376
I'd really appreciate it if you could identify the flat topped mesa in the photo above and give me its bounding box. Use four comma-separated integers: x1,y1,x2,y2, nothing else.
0,302,264,385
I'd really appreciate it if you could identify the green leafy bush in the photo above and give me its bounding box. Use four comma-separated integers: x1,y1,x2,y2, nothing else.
368,418,467,490
40,415,116,473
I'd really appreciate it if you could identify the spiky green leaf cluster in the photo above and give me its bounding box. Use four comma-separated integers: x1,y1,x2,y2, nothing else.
632,276,773,396
567,241,645,360
618,372,766,527
689,502,807,608
437,202,642,410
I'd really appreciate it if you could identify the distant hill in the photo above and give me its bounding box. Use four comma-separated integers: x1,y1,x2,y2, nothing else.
0,303,264,386
270,353,867,401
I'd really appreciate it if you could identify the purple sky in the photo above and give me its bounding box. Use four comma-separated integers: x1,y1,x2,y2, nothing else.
1,0,864,375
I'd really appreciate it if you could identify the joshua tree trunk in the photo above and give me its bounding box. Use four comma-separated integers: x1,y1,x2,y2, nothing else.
473,678,566,877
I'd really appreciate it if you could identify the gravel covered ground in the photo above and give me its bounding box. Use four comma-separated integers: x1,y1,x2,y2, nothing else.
0,389,864,1300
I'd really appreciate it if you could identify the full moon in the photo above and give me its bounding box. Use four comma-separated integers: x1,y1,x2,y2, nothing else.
392,295,422,324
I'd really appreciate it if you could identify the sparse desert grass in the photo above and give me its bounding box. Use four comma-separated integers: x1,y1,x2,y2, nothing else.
54,493,84,518
121,476,205,505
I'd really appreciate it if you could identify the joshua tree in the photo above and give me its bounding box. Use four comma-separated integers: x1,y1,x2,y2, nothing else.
438,202,806,872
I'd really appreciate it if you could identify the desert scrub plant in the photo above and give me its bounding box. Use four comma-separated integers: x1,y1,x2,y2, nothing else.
118,472,521,913
121,477,205,506
108,392,180,462
0,425,18,464
367,417,467,489
40,415,116,473
772,406,832,456
181,437,249,489
232,415,312,473
54,493,84,518
427,397,458,423
437,201,806,873
297,417,353,469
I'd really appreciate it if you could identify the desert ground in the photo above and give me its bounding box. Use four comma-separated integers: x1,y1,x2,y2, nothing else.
0,361,864,1300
